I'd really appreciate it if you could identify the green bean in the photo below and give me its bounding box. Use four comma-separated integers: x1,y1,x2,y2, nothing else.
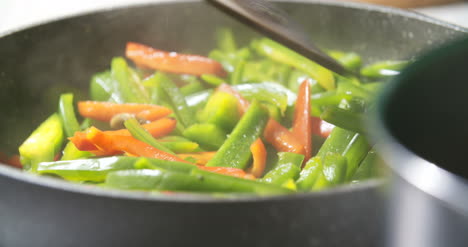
37,156,138,182
361,60,409,79
328,50,362,71
111,57,149,103
61,141,93,161
321,106,367,134
296,157,322,191
261,152,304,186
317,127,370,180
183,123,227,151
253,38,335,90
201,74,225,87
216,28,237,53
312,152,347,190
58,93,81,138
199,91,240,132
206,100,269,169
124,118,175,154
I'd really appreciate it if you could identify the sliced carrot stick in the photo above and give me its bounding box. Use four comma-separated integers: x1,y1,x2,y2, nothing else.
108,117,176,138
69,118,176,151
217,83,250,114
78,101,171,122
292,80,312,162
126,42,227,77
263,119,305,155
198,166,255,180
69,132,98,151
86,127,188,163
311,116,334,138
178,152,216,165
249,138,267,178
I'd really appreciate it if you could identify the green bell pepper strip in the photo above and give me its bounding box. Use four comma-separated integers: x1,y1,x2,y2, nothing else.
338,97,367,113
141,72,170,106
158,141,200,154
262,103,282,122
191,169,293,194
206,100,269,169
360,60,409,79
288,70,325,94
317,127,369,180
320,106,367,134
311,91,353,108
37,156,140,182
295,156,322,191
261,152,304,186
233,82,294,114
209,48,251,75
111,57,150,103
183,123,227,151
180,80,205,96
328,50,362,71
185,89,213,111
253,38,335,90
199,91,240,132
337,81,373,104
201,74,225,87
61,141,94,161
156,73,197,128
19,113,64,171
105,168,292,194
158,136,203,153
312,152,347,190
89,70,122,103
209,49,235,73
242,59,291,85
216,28,237,53
352,148,386,181
123,118,175,154
134,157,198,174
231,58,246,85
58,93,81,138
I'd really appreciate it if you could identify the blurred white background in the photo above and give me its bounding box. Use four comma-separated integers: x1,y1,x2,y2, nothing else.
0,0,467,34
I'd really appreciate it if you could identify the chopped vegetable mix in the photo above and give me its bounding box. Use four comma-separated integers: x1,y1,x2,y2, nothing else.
10,29,402,195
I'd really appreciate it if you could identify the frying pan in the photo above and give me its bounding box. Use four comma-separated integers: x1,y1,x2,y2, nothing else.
0,1,465,246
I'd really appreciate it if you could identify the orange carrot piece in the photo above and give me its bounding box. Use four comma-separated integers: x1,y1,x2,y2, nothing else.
292,80,312,162
249,138,267,178
217,83,250,114
69,118,176,152
178,152,217,165
198,166,255,180
78,101,171,122
126,42,227,77
69,132,98,151
108,117,176,138
311,116,334,138
86,127,189,163
263,119,305,155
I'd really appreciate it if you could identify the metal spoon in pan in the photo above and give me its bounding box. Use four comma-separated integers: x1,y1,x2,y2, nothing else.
207,0,356,77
